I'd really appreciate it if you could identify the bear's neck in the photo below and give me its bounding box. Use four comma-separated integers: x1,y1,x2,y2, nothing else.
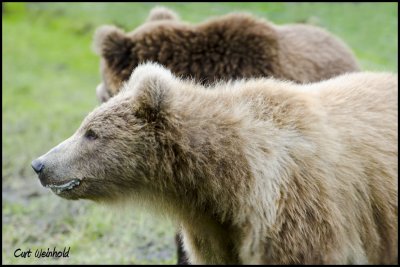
139,93,254,263
155,95,253,222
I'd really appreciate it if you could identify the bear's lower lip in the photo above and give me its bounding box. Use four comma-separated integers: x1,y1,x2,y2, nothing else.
45,178,81,194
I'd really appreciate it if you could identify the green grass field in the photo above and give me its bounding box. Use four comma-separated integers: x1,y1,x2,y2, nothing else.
2,2,398,264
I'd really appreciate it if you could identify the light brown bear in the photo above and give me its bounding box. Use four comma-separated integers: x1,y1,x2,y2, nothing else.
32,63,397,264
93,6,359,102
93,6,361,263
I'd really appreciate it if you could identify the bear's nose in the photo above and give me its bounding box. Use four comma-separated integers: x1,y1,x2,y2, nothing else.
31,159,44,174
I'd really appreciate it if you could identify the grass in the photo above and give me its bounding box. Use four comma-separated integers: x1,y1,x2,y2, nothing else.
2,2,397,264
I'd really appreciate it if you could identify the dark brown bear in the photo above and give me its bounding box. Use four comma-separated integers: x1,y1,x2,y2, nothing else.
93,6,359,102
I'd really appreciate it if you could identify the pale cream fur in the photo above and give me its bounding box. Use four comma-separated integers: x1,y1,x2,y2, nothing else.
34,63,397,264
125,64,397,264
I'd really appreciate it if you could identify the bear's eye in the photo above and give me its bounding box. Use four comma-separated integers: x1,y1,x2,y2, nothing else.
84,129,98,140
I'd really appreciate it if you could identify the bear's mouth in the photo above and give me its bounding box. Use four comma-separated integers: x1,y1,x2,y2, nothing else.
45,178,81,194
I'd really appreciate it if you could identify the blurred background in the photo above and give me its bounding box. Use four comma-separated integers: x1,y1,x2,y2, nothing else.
2,2,398,264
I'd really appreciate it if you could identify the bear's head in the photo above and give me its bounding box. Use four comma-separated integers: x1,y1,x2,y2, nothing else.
32,63,178,202
93,6,179,103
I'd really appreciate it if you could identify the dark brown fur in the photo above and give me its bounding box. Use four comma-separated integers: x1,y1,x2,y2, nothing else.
93,7,359,101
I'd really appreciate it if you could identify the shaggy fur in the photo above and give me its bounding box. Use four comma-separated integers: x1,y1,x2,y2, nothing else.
33,63,397,264
93,7,359,102
93,7,361,263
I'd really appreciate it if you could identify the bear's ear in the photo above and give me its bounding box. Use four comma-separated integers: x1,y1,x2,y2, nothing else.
92,25,134,68
128,63,175,122
146,6,180,22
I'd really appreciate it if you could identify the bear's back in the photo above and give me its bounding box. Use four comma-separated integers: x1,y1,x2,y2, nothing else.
275,23,360,82
128,13,281,83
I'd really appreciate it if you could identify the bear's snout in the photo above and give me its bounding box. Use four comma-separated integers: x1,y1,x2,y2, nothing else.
31,158,52,187
31,158,44,174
